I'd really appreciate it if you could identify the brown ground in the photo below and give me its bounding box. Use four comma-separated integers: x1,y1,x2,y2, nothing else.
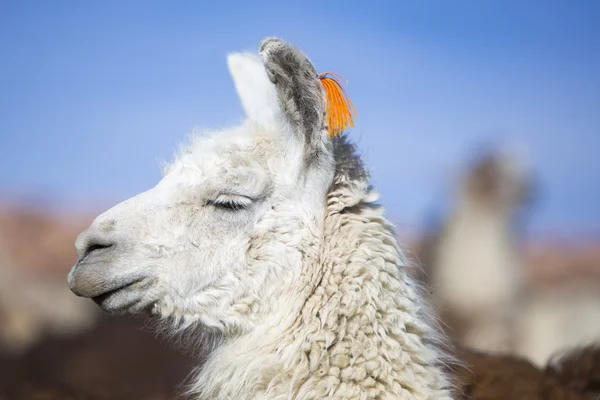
3,317,599,400
0,315,194,400
452,345,600,399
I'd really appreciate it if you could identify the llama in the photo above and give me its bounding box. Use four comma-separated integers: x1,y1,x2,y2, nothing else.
515,279,600,367
67,38,454,399
417,148,533,354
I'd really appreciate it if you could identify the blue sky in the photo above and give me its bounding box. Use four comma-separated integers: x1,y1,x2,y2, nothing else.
0,1,598,236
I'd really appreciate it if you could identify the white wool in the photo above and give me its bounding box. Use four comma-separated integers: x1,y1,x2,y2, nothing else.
183,142,455,399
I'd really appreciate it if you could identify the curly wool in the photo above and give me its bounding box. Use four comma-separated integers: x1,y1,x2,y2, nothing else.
188,136,454,399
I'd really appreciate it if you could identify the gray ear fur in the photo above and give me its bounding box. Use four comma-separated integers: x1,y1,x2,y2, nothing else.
259,38,328,157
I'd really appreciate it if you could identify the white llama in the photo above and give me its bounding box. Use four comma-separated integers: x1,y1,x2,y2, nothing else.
419,148,533,355
516,280,600,367
67,38,454,399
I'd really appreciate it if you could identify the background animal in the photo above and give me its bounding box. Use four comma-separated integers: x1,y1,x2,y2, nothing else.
415,147,600,371
515,280,600,367
417,147,534,354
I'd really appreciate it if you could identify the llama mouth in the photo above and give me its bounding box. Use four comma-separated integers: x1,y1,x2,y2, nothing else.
92,278,153,313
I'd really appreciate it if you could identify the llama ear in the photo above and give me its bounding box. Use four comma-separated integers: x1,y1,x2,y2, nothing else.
227,52,280,126
259,38,327,150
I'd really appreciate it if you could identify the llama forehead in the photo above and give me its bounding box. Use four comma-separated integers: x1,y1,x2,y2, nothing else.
161,123,306,200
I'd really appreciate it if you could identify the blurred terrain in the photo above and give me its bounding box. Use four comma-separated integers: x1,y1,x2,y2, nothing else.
0,203,194,399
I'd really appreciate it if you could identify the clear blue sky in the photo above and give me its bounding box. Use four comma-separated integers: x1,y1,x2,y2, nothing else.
0,1,598,236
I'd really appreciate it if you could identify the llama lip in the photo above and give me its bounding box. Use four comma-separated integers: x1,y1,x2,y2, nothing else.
68,256,150,299
91,278,150,312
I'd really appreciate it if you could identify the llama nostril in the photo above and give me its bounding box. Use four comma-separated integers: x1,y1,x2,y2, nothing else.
78,238,115,262
88,242,112,255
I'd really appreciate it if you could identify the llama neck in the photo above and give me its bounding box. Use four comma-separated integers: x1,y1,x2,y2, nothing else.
190,143,453,400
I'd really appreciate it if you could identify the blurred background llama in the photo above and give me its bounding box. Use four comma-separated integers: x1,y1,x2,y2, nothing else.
0,1,598,398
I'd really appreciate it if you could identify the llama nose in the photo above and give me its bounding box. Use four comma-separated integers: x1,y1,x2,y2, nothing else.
75,228,117,263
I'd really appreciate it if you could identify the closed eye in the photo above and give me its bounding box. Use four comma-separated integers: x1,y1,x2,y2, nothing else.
206,194,252,211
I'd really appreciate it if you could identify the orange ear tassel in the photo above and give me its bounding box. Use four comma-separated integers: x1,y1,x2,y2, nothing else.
318,72,357,138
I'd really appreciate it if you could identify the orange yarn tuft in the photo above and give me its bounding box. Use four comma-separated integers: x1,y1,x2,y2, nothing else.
318,72,357,138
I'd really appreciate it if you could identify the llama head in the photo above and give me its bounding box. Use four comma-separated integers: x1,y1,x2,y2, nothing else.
67,38,335,336
463,145,535,214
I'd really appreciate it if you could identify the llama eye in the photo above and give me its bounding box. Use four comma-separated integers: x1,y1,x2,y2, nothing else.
206,195,252,211
209,200,246,211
